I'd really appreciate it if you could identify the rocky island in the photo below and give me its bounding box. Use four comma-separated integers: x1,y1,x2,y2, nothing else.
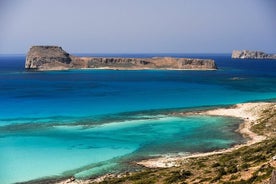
25,46,217,71
232,50,276,59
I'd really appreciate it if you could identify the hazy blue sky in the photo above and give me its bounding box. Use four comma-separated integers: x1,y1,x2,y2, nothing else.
0,0,275,54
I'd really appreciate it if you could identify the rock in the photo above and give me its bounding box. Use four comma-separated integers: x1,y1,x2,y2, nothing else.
63,177,75,183
25,46,72,70
270,170,276,184
232,50,276,59
25,46,217,71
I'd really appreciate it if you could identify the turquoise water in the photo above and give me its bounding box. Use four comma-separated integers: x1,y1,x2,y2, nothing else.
0,115,243,183
0,54,276,183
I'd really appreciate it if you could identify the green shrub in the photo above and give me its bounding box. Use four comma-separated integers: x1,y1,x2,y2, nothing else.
227,165,238,173
165,170,192,183
212,162,220,168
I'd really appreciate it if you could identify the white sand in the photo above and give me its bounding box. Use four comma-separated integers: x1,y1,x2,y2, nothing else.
137,102,274,168
57,102,275,183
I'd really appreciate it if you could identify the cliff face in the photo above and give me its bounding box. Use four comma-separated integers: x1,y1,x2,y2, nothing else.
25,46,73,70
25,46,217,70
232,50,276,59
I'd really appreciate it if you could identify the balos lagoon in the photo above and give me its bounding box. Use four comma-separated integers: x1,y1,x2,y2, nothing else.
0,52,276,183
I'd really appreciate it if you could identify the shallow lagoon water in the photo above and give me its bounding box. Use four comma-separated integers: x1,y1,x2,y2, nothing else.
0,54,276,183
0,114,243,183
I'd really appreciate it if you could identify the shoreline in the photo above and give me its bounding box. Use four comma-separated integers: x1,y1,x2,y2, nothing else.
47,102,275,183
36,67,217,71
136,102,271,168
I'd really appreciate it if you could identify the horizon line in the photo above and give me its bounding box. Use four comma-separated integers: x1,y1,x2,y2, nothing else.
0,52,232,55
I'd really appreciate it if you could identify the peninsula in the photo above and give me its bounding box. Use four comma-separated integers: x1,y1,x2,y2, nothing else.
25,46,217,71
232,50,276,59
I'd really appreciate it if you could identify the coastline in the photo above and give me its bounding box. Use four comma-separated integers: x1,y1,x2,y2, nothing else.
136,102,271,168
36,67,217,71
55,101,275,184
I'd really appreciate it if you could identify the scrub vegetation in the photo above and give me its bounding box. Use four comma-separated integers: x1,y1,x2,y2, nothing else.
96,105,276,183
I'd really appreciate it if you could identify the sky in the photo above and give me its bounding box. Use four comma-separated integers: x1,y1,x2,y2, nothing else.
0,0,275,54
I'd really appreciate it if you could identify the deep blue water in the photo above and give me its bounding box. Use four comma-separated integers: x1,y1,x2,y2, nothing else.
0,54,276,183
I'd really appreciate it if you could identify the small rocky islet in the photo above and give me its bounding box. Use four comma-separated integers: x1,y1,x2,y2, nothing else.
25,46,217,71
232,50,276,59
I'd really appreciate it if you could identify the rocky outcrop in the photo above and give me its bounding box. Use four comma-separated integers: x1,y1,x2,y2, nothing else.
232,50,276,59
25,46,72,70
25,46,217,70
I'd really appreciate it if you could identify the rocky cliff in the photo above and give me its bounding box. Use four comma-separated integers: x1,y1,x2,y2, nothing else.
25,46,73,70
232,50,276,59
25,46,217,70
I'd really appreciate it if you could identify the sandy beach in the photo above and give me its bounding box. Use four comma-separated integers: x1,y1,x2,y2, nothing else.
56,102,275,184
137,102,274,168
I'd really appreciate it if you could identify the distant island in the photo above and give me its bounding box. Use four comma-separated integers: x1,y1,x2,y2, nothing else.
25,46,217,71
232,50,276,59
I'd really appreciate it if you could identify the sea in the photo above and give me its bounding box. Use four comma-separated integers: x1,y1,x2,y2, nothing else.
0,54,276,183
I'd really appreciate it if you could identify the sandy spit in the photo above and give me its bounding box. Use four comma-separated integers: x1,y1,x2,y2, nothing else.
137,102,274,168
56,102,275,183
